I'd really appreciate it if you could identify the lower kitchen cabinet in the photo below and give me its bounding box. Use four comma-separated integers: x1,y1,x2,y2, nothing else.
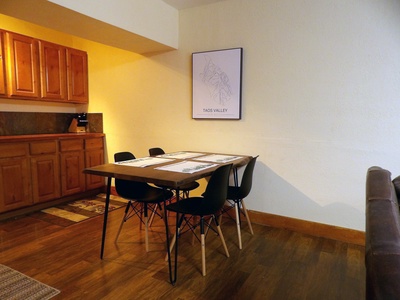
0,143,32,212
60,139,86,196
85,138,105,190
30,140,60,203
0,134,105,213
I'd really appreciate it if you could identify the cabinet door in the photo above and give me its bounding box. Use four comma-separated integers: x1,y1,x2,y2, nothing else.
39,41,66,101
5,32,39,98
0,31,6,96
85,138,104,190
60,150,85,196
85,149,104,190
66,48,88,103
31,154,60,203
0,157,32,212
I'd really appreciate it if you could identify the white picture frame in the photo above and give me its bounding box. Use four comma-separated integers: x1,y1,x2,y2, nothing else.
192,48,243,119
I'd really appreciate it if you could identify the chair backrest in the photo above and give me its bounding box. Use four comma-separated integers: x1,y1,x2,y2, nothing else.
237,156,258,199
115,151,135,162
149,147,165,156
114,152,149,199
202,164,233,213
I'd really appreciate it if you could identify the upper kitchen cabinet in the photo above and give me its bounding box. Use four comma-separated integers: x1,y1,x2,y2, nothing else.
0,29,89,104
39,41,67,101
66,48,88,103
5,32,40,99
0,31,6,96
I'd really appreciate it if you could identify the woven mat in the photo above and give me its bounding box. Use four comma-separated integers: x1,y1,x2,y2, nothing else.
30,194,127,227
0,264,60,300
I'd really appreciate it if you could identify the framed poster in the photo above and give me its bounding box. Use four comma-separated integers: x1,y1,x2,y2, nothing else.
192,48,243,119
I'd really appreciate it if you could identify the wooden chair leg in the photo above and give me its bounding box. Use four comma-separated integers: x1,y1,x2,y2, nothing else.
241,199,254,235
115,217,125,243
149,202,165,227
115,201,131,243
216,223,230,258
144,204,149,252
198,216,214,244
139,203,143,230
200,217,206,276
148,204,157,227
164,227,180,261
234,202,243,249
165,213,184,261
145,217,149,252
201,233,206,276
214,215,230,258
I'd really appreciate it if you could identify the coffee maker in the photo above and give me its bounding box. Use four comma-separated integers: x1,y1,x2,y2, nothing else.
68,113,88,133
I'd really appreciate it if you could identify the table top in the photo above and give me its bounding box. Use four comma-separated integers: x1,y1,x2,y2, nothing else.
83,151,252,189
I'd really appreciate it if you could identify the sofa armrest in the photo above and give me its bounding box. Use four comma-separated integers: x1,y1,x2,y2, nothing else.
365,166,400,300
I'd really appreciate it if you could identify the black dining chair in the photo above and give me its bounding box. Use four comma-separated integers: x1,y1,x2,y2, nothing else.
166,163,232,281
220,156,258,249
114,151,173,252
148,147,200,230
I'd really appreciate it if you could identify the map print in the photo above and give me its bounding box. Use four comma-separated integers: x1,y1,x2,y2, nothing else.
200,55,232,106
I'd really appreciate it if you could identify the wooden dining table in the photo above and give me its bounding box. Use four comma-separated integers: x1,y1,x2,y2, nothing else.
83,151,252,283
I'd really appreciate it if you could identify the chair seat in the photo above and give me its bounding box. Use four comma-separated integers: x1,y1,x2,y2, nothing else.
179,181,200,191
167,197,218,216
118,186,173,204
157,181,199,192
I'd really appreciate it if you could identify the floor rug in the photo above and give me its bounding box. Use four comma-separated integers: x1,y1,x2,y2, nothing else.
30,193,127,227
0,264,60,300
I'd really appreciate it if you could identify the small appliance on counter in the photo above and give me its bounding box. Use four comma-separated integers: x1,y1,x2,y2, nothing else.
68,113,88,133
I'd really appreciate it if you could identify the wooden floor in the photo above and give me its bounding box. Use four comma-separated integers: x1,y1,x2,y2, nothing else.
0,206,366,299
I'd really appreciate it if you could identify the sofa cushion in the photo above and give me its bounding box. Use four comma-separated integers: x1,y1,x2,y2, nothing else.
366,167,393,200
366,253,400,300
366,166,400,300
392,175,400,199
366,199,400,255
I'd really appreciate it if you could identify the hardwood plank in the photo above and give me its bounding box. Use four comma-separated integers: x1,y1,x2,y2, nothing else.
0,206,365,299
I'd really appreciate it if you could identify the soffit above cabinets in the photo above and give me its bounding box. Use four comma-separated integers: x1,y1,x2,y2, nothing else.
162,0,226,10
0,0,177,55
0,0,226,54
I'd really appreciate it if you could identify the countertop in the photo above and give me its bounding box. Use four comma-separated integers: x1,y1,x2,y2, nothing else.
0,133,105,143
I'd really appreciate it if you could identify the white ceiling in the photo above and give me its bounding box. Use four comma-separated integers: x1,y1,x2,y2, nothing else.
162,0,225,10
0,0,227,53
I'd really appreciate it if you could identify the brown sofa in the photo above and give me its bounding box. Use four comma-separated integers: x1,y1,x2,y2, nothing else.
365,166,400,300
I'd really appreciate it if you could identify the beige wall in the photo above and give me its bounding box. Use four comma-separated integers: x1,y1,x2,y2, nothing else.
1,0,400,231
172,0,400,232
